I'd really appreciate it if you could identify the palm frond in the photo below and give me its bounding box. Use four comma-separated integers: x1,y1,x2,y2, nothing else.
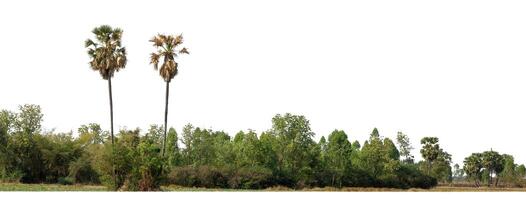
174,34,183,46
85,39,96,48
150,53,160,70
179,47,189,54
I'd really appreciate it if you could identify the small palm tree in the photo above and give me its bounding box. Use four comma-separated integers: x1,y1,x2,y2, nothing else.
85,25,127,145
149,34,189,156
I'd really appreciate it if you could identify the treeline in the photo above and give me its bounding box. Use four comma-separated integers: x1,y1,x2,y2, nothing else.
1,104,524,190
454,150,526,187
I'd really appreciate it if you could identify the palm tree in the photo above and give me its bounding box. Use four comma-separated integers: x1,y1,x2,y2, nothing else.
85,25,127,145
85,25,127,189
149,34,189,157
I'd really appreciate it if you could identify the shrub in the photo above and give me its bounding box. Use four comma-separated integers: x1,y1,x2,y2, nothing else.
96,129,168,191
228,166,273,189
68,154,100,184
168,165,230,188
0,168,23,183
57,177,74,185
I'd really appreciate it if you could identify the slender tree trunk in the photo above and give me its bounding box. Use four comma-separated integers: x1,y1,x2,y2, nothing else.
108,78,115,145
108,78,116,189
162,81,170,157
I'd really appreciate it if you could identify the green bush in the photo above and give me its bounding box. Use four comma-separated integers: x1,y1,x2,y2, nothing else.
96,129,167,191
0,168,23,183
168,165,230,188
57,177,74,185
68,154,100,184
228,166,273,189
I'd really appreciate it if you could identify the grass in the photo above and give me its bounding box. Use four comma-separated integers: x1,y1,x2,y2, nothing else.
1,183,525,192
0,183,108,191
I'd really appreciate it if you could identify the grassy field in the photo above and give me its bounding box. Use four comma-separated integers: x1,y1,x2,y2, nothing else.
1,183,525,192
0,183,108,191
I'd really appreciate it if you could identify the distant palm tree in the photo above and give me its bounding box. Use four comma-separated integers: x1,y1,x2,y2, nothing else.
149,34,189,156
85,25,127,145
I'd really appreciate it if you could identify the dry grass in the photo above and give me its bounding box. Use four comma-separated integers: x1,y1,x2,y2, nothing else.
1,183,525,192
0,183,107,191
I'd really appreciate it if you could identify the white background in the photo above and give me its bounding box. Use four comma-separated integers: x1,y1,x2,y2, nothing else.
1,0,525,168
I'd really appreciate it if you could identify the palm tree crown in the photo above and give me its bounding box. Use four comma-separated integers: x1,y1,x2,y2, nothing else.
85,25,127,80
149,34,189,82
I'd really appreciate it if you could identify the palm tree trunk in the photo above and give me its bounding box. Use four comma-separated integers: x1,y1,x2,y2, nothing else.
108,78,115,145
108,78,116,189
162,81,170,157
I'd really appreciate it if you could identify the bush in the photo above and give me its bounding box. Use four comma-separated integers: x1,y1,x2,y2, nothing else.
96,130,168,191
168,165,230,188
57,177,74,185
395,164,437,189
228,167,273,189
0,168,23,183
168,165,199,186
68,154,100,184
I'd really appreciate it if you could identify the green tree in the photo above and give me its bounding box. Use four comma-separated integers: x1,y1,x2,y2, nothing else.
396,132,414,163
463,153,483,186
325,130,352,187
499,154,517,186
481,150,504,187
516,164,526,179
419,137,452,182
420,137,440,174
452,163,464,180
383,138,400,160
10,105,45,183
270,113,317,187
358,128,400,184
14,104,43,134
233,130,264,168
149,34,189,157
0,110,17,181
78,123,107,145
166,127,182,166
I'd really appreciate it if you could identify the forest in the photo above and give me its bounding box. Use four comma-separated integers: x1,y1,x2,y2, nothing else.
1,104,525,191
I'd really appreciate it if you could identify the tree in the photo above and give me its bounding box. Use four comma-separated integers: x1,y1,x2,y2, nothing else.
358,128,396,181
383,138,400,160
233,130,264,168
78,123,107,145
516,164,526,179
419,137,452,183
165,127,182,166
499,154,517,186
452,163,464,180
325,130,352,187
149,34,189,157
0,110,16,181
396,132,414,164
420,137,440,174
270,113,316,187
481,150,504,187
14,104,43,135
463,153,483,186
10,105,45,183
85,25,127,146
85,25,127,189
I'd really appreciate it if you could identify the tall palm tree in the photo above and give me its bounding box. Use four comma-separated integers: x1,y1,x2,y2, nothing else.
85,25,126,189
149,34,189,157
85,25,127,145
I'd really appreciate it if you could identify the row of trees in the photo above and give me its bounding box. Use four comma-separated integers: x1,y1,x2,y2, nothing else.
461,150,526,187
4,105,491,190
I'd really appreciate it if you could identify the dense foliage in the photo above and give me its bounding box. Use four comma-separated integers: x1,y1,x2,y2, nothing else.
1,105,525,190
